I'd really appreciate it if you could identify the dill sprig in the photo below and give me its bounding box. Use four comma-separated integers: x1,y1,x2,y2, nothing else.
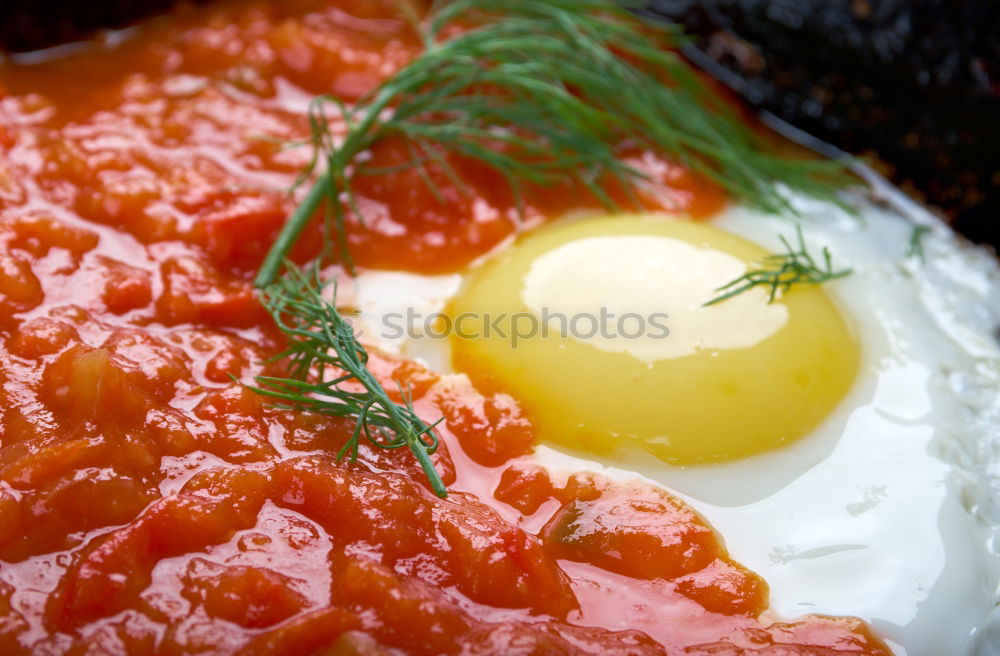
907,225,931,260
254,0,852,287
249,266,447,497
704,226,851,306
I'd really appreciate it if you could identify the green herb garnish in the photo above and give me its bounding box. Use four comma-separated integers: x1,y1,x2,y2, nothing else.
254,0,851,288
249,266,447,497
704,225,851,306
907,225,931,260
250,0,857,495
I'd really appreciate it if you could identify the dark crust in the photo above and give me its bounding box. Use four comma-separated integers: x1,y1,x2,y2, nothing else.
643,0,1000,249
0,0,202,53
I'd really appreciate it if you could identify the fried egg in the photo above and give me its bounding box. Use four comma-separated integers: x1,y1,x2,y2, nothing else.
340,184,1000,656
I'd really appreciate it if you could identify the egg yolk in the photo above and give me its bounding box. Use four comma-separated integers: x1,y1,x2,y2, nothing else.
449,215,859,463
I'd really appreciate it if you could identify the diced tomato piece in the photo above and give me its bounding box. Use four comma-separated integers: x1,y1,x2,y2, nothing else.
179,466,272,526
143,407,199,456
239,607,361,656
182,559,309,628
674,558,769,617
156,255,266,327
331,556,472,654
494,464,556,515
341,137,520,273
0,252,43,328
51,469,269,629
439,389,535,467
193,384,275,462
103,330,191,402
275,409,457,489
1,467,154,562
368,354,442,403
43,345,158,429
98,257,153,314
178,329,267,384
203,343,249,383
7,215,99,259
542,483,720,581
1,438,99,490
6,317,78,359
267,11,420,101
189,192,289,274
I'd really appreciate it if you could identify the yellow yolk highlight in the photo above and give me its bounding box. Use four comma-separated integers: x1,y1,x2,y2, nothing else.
449,215,859,463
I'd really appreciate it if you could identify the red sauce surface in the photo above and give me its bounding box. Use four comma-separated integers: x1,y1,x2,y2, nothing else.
0,1,890,654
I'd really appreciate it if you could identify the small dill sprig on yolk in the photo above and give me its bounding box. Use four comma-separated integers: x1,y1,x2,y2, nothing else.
704,225,852,306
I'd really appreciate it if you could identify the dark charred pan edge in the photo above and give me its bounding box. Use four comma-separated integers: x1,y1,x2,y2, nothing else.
643,0,1000,249
0,1,198,53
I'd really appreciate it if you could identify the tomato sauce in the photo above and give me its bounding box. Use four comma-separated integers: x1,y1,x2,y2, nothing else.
0,1,889,654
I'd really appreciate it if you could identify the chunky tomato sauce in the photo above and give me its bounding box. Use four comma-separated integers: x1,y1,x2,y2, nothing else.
0,1,890,654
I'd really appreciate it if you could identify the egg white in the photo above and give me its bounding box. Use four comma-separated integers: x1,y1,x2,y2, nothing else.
339,185,1000,656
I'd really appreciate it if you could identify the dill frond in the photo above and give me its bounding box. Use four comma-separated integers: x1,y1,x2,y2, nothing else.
254,0,854,287
907,225,931,260
704,225,851,306
249,266,447,497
